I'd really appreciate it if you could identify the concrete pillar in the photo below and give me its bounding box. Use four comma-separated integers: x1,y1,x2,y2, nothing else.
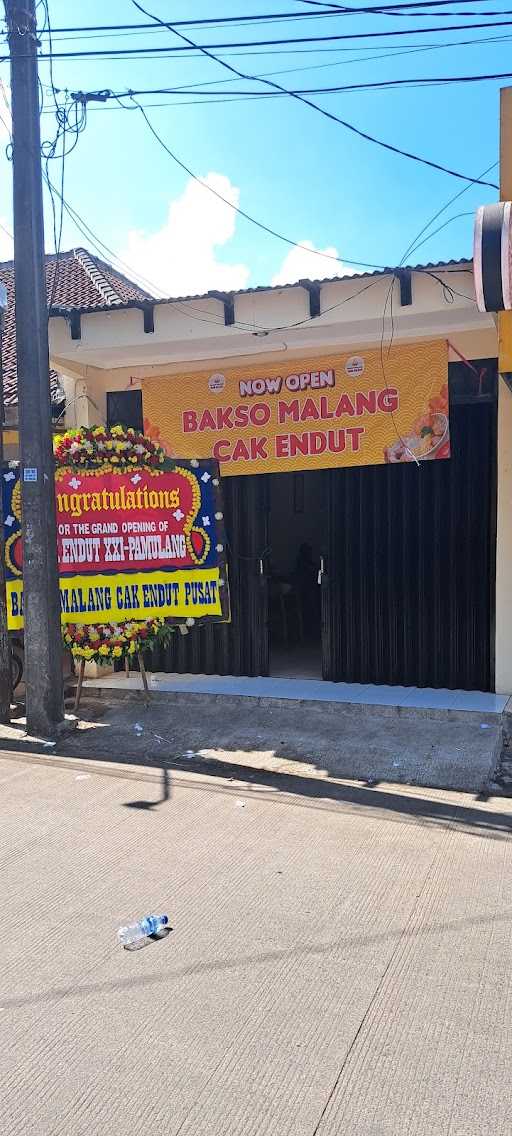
59,375,90,429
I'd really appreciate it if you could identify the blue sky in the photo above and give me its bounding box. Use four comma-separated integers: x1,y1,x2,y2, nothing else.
0,0,506,294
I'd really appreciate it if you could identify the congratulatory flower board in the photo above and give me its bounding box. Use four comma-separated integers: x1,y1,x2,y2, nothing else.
3,426,230,660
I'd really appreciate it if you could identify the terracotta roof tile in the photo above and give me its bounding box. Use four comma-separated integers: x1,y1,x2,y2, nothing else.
0,247,152,409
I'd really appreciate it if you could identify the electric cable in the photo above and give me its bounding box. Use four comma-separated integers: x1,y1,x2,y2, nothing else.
126,96,498,269
374,156,493,463
37,0,512,35
125,100,393,273
42,31,512,117
129,1,499,188
0,217,13,241
3,17,512,60
71,30,512,95
297,0,511,12
399,158,498,264
398,209,474,258
84,67,512,98
38,0,88,316
40,0,65,314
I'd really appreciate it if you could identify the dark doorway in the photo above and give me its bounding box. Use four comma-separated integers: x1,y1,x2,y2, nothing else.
267,471,326,678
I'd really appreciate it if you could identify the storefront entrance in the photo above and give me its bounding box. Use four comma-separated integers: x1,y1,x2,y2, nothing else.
151,361,497,691
268,471,325,679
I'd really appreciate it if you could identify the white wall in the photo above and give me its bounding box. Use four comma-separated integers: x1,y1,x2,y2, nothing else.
495,377,512,693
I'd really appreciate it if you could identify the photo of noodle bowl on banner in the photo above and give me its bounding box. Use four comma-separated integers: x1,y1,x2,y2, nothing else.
384,385,449,464
2,425,230,663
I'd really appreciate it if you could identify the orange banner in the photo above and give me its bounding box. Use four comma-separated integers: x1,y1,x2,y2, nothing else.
142,340,449,476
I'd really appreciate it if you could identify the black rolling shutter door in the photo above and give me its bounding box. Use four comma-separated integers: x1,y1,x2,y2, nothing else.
323,363,497,690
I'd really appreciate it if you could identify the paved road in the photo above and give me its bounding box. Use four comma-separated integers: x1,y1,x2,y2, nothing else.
1,751,512,1135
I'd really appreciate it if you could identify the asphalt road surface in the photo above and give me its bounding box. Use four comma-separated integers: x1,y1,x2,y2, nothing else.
1,751,511,1135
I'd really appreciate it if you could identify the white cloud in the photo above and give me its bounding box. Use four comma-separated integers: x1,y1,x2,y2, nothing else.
119,172,250,298
271,239,350,286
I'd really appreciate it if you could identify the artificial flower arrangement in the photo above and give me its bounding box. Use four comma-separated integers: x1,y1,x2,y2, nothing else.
53,424,169,472
56,425,177,664
63,619,166,664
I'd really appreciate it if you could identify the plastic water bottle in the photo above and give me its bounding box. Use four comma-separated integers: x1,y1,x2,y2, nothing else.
117,914,169,948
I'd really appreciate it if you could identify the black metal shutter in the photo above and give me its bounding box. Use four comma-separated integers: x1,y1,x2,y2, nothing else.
322,362,497,690
151,474,270,677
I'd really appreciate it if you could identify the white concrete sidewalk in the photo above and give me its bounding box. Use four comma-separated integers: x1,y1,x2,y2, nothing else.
85,670,510,715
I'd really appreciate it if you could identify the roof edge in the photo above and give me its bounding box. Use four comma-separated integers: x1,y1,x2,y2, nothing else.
48,257,472,317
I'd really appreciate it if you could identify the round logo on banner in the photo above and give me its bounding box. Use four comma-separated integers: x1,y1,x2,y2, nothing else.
208,372,226,393
345,355,365,378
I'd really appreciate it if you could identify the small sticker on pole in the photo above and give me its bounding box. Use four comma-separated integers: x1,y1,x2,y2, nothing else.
23,468,38,482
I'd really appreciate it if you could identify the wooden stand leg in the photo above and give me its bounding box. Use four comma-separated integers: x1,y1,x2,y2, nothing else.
138,652,150,703
125,656,130,678
74,658,85,714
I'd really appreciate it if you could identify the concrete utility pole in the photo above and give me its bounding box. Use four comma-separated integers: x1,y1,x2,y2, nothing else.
4,0,64,735
0,284,12,721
